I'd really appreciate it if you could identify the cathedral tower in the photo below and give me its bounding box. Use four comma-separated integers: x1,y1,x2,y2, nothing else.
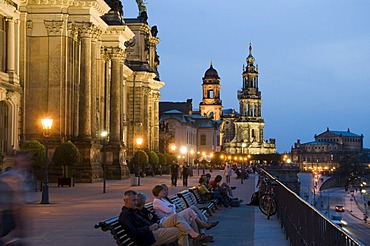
199,62,223,120
223,44,276,155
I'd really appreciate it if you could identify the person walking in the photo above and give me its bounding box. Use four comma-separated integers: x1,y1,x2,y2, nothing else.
223,162,232,184
0,151,34,245
182,163,189,187
170,161,179,187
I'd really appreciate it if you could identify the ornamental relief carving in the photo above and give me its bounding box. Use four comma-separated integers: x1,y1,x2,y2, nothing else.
105,47,125,60
67,22,79,41
44,20,64,36
75,21,94,38
26,20,32,35
6,90,21,106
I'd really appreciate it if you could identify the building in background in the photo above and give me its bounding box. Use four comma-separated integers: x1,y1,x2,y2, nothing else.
159,100,221,165
291,128,369,171
199,62,223,120
222,44,276,155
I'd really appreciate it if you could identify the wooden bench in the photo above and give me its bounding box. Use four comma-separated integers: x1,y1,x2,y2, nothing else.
189,187,219,211
177,190,213,216
94,216,136,246
166,194,188,213
95,190,217,245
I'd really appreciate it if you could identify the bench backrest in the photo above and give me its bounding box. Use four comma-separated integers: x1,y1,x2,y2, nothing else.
109,220,137,246
177,190,198,208
189,187,205,203
166,194,187,212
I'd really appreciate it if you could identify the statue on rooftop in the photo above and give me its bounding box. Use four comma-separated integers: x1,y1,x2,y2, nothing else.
135,0,147,14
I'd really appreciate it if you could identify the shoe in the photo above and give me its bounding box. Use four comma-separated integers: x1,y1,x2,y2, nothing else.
193,234,214,243
206,221,219,230
231,186,236,190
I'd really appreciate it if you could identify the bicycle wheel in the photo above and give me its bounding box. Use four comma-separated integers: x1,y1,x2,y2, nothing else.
258,195,277,216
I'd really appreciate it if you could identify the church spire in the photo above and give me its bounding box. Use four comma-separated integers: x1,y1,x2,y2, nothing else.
249,42,252,56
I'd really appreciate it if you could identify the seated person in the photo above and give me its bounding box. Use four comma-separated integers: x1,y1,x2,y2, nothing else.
160,184,219,228
118,190,188,246
152,185,215,233
135,192,213,243
209,175,243,203
197,177,230,207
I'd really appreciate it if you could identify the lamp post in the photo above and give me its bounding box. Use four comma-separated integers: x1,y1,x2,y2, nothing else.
41,117,53,204
189,149,194,166
101,131,108,193
202,152,206,174
136,137,143,186
180,146,188,165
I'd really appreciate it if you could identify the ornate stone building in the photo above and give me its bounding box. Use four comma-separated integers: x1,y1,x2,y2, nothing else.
222,44,276,155
291,128,368,170
0,0,22,161
199,62,223,120
0,0,163,181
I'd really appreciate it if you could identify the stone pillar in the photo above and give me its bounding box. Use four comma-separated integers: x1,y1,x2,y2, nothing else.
91,27,102,141
108,48,124,145
6,18,15,73
77,22,93,140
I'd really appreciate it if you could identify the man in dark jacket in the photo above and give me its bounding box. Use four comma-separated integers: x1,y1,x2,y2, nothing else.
119,190,189,246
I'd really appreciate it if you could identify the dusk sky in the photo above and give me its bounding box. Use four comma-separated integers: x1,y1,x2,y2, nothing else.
122,0,370,153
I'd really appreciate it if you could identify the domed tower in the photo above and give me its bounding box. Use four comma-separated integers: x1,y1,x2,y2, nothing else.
238,43,262,120
223,44,276,155
199,62,223,120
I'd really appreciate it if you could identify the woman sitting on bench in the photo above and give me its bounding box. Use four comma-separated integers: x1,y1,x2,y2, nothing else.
152,185,216,234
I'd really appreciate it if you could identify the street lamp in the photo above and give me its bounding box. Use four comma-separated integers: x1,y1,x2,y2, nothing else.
189,149,194,166
101,131,108,193
135,137,143,186
170,144,176,153
41,117,53,204
202,152,206,174
180,146,188,164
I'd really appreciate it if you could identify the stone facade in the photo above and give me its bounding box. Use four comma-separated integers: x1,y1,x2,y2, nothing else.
223,44,276,155
291,128,367,171
199,62,223,120
0,0,163,181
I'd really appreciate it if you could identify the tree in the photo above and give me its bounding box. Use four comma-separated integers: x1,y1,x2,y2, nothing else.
156,152,166,175
336,154,365,176
147,151,159,176
157,152,167,166
20,140,45,180
52,141,80,178
131,150,149,177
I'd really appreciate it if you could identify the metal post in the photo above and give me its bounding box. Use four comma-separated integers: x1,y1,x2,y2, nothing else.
102,141,107,193
41,138,50,204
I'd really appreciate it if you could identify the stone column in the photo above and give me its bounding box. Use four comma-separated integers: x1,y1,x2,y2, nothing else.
108,47,124,146
77,22,93,140
6,18,15,73
91,27,102,141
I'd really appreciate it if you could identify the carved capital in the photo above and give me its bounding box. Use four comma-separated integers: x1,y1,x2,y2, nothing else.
6,90,21,106
67,22,79,42
105,47,125,60
91,25,103,42
75,22,93,38
44,20,64,36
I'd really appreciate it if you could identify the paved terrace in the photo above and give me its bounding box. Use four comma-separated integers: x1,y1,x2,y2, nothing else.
23,170,289,246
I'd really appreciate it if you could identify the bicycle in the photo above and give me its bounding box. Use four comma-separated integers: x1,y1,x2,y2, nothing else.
257,176,277,219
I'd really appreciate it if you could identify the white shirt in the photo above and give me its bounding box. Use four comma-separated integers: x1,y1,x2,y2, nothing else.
153,197,176,220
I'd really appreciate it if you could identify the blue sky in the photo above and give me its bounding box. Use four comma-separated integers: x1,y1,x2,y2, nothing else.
122,0,370,153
